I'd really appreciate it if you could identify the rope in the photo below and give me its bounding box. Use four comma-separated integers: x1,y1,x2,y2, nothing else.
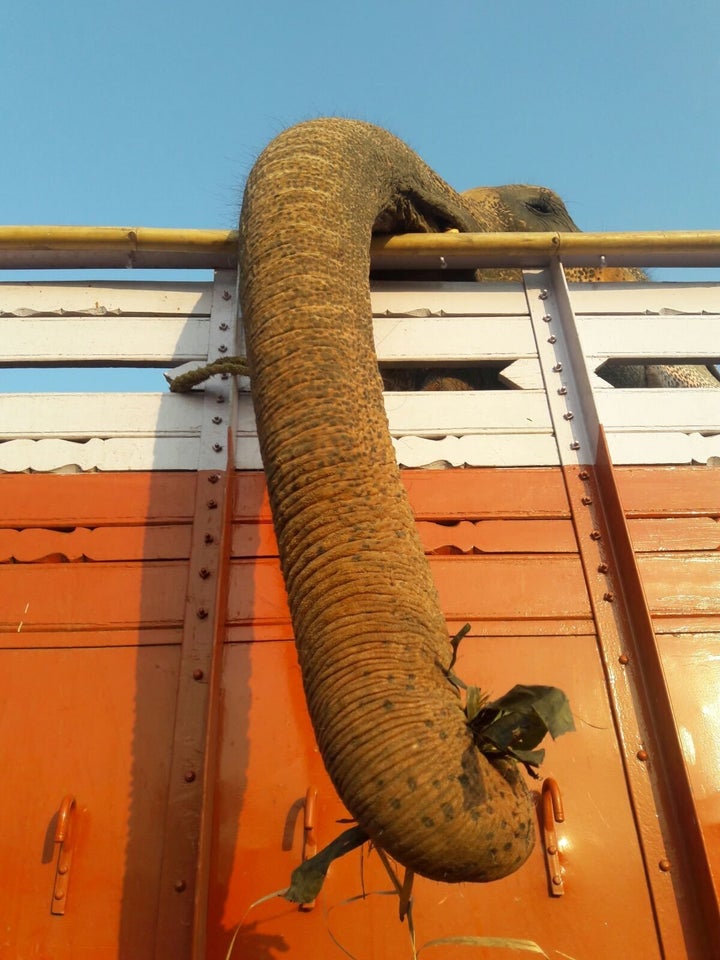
168,355,249,392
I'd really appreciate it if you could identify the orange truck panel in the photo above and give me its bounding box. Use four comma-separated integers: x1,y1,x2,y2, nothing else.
2,466,719,959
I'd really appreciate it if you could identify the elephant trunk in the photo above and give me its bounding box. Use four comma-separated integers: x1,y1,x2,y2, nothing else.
239,118,534,882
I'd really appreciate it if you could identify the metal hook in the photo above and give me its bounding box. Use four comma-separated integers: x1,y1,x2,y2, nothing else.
299,787,318,912
51,795,77,915
541,778,565,896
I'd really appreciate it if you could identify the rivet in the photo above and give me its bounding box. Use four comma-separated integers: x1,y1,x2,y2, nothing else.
184,770,197,783
659,859,672,872
539,290,549,300
569,441,581,450
212,416,222,425
208,474,220,484
552,875,563,886
219,322,229,330
212,443,223,453
598,563,608,573
216,394,225,404
603,592,614,602
563,411,574,420
637,749,649,762
542,314,552,323
197,608,208,620
199,568,211,579
222,290,232,301
619,654,629,665
546,845,558,856
547,335,557,344
207,499,218,509
174,880,187,893
553,363,563,372
439,256,447,269
218,345,228,354
221,373,229,380
579,470,590,480
558,386,568,395
590,530,601,540
193,668,204,681
204,534,214,544
54,890,65,900
581,496,592,505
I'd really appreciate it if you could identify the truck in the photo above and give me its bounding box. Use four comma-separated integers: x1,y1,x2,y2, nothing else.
2,225,719,958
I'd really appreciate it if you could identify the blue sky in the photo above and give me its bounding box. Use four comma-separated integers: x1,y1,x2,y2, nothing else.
2,0,719,391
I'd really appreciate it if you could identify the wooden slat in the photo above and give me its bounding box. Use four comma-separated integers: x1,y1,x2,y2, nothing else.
597,389,720,432
391,434,559,467
1,316,209,364
615,466,720,516
231,518,577,559
569,282,720,315
0,562,188,632
0,437,204,472
3,392,552,440
226,554,593,625
0,472,197,524
370,281,528,316
0,393,203,439
607,431,720,466
0,627,182,650
629,517,720,552
0,525,192,562
372,315,534,361
232,469,572,521
639,554,720,615
579,314,720,361
381,390,551,435
0,281,213,315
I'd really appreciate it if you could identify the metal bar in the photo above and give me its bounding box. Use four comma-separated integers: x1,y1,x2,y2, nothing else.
1,225,719,270
524,265,720,958
153,272,239,959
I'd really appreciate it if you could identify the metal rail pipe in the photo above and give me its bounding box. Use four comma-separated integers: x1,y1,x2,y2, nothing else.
0,225,718,270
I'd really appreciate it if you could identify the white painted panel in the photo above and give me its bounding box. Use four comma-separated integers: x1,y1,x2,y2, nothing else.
370,281,528,316
0,281,213,315
392,434,559,468
0,393,203,439
0,437,201,472
236,392,552,439
606,431,720,465
382,390,551,436
1,316,209,364
568,282,720,315
579,315,720,360
597,389,720,432
372,315,535,361
234,433,559,470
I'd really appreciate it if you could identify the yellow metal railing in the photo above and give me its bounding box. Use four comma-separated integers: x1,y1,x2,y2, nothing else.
0,225,718,270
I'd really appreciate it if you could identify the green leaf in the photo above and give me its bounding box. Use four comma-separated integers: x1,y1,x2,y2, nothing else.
468,685,574,772
284,825,368,904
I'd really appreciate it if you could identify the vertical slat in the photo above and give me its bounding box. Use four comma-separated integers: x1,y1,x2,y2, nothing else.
153,271,239,959
524,264,720,957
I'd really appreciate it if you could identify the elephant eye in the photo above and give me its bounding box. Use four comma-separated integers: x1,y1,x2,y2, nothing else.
526,197,554,216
